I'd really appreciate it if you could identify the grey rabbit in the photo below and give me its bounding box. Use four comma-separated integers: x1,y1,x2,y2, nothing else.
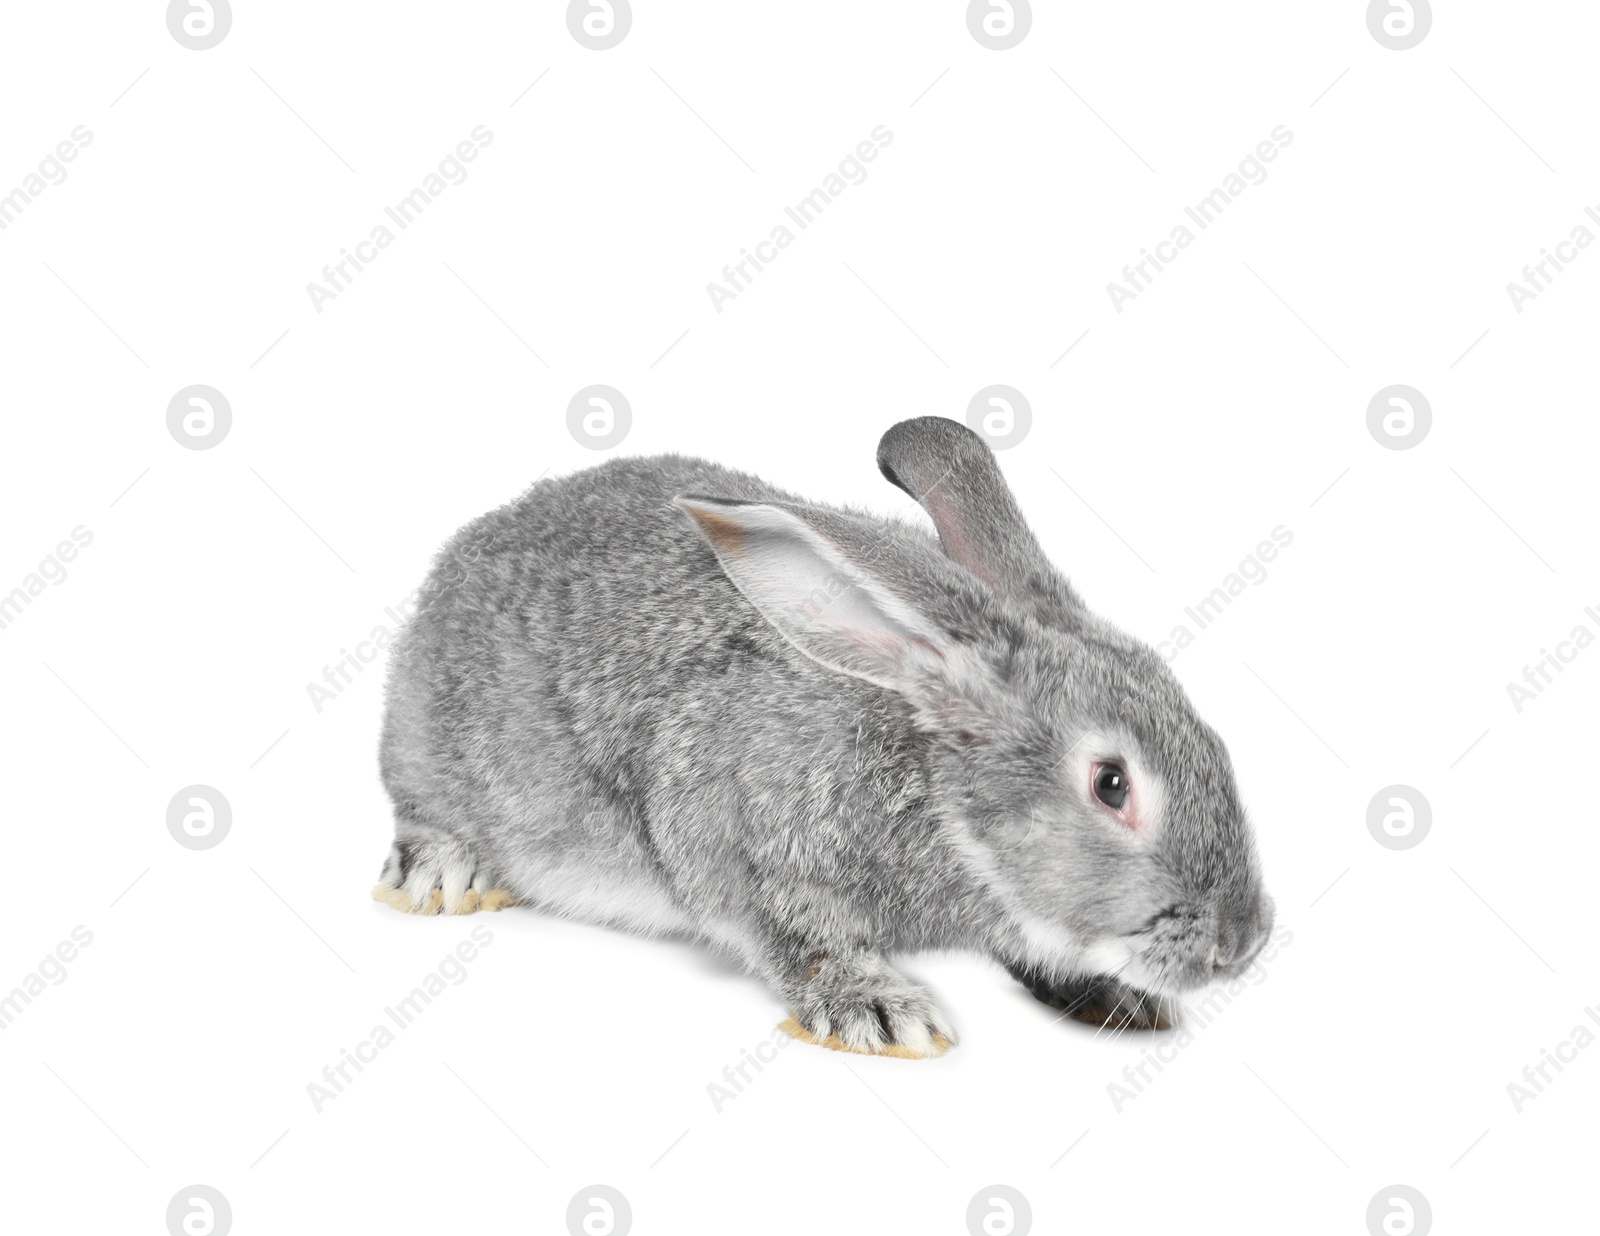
373,417,1274,1057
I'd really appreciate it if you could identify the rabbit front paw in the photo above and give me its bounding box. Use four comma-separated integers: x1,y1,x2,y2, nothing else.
371,832,521,916
1007,963,1172,1031
779,954,955,1059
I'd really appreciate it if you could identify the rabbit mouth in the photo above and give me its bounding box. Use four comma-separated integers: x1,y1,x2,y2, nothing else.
1078,934,1176,998
1100,924,1213,996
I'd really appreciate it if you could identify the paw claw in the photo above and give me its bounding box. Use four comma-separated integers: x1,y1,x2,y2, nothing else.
478,889,519,912
372,883,515,917
374,835,492,916
786,955,955,1059
372,884,416,913
778,1015,953,1059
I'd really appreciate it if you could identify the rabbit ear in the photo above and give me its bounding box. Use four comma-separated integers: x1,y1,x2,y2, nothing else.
877,416,1083,628
674,495,976,696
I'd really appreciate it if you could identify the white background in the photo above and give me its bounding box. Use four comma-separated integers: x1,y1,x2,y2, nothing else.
1,2,1595,1233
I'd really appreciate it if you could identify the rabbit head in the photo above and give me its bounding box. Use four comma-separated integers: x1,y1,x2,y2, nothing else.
674,418,1273,1001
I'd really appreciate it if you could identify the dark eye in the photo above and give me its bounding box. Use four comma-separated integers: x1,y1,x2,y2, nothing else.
1093,764,1130,810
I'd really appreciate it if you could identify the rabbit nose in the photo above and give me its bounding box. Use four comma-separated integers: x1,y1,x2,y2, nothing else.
1210,932,1253,972
1212,894,1274,972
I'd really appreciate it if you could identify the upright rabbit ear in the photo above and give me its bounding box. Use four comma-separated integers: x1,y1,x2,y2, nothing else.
674,495,984,698
877,416,1083,628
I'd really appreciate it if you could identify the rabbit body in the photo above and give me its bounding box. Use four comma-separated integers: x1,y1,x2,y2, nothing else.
376,423,1274,1057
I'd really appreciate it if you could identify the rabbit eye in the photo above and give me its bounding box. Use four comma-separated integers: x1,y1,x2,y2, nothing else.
1092,763,1130,811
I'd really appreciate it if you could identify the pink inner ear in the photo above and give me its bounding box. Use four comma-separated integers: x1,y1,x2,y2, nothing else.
924,493,1004,591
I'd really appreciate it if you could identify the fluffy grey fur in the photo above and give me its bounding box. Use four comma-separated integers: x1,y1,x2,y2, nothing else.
376,417,1274,1055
